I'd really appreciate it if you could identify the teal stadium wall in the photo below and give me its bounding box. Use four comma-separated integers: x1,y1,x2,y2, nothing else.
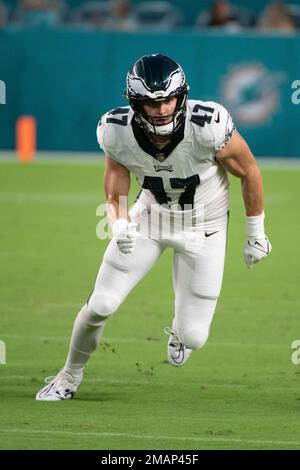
0,27,299,156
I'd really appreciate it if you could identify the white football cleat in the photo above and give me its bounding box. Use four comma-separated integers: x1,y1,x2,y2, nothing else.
164,327,192,367
35,369,83,401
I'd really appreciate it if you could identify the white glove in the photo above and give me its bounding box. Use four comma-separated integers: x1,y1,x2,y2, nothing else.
244,236,272,269
244,212,272,269
112,218,138,254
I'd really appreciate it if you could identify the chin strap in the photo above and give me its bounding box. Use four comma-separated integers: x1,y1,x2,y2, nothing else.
147,120,175,136
139,108,184,136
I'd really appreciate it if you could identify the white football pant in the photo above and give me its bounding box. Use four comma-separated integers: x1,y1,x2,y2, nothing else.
87,219,227,350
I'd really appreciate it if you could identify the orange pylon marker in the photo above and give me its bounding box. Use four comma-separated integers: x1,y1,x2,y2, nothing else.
16,116,36,162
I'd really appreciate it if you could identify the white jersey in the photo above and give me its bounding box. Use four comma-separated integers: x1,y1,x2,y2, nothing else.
97,99,235,230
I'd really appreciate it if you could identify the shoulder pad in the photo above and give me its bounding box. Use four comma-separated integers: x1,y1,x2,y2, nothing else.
187,100,235,151
96,106,133,157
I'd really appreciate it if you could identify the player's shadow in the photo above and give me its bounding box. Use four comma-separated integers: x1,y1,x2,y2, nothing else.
75,392,120,402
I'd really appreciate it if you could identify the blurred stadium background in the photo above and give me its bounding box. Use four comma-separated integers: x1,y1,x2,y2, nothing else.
1,0,300,452
0,0,300,156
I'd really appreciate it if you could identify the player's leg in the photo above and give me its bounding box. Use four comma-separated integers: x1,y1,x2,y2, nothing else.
36,236,164,400
166,227,227,366
64,235,164,372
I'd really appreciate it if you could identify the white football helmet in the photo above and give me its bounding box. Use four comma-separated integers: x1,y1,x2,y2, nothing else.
125,53,189,135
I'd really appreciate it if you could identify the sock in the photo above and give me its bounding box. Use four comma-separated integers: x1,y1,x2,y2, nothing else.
63,304,106,376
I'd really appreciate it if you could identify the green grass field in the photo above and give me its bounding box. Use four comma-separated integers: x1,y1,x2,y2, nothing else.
0,156,299,450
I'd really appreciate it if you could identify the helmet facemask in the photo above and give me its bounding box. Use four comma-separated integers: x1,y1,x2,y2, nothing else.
131,92,187,136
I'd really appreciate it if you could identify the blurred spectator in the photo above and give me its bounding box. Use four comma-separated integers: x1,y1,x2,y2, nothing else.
196,0,256,31
0,0,8,27
197,0,241,30
13,0,66,26
208,0,238,27
287,3,300,28
134,1,182,31
69,2,111,29
103,0,137,31
257,1,297,32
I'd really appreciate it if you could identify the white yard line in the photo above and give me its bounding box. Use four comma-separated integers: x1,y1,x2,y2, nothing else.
0,427,299,448
0,375,299,392
1,153,300,167
0,333,289,349
0,152,102,165
0,192,293,208
0,192,101,203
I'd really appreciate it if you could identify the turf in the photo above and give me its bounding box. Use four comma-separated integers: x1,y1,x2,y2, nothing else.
0,157,299,450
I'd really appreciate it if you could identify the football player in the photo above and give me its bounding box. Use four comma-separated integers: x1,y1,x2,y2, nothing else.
36,54,271,400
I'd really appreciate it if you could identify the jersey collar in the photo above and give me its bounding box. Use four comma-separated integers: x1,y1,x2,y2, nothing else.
131,116,185,162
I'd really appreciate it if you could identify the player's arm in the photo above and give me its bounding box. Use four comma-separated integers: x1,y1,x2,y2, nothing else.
215,131,272,268
104,155,131,227
215,131,263,216
104,155,137,254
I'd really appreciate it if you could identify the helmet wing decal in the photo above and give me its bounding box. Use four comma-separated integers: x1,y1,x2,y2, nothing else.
127,74,152,97
127,68,186,100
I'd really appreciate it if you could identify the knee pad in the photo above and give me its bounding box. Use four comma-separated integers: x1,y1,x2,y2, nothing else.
88,292,121,318
180,328,209,350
